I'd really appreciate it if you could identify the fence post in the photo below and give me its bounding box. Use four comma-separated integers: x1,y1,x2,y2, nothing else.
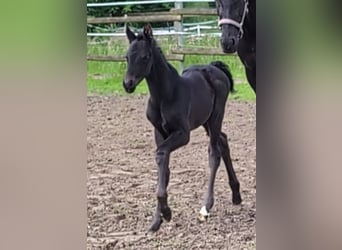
174,1,184,71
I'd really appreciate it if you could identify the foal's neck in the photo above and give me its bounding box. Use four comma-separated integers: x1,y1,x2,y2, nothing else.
145,45,179,103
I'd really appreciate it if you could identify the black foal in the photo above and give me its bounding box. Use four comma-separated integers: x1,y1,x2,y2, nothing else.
123,24,242,232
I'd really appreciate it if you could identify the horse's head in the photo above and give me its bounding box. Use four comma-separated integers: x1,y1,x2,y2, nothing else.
123,24,154,93
216,0,248,53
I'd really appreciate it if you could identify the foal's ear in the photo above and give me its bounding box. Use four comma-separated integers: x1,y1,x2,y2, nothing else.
126,26,136,43
143,23,153,40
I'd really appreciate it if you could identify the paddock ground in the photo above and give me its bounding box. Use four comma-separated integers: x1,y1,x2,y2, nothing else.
87,95,256,249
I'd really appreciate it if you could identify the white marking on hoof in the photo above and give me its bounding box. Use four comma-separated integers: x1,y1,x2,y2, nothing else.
200,206,209,216
198,206,209,222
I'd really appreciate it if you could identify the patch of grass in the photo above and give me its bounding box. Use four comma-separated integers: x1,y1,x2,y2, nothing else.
230,82,255,101
87,36,255,101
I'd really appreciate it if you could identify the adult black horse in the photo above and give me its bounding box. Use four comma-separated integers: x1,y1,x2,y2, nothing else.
215,0,256,93
123,24,242,232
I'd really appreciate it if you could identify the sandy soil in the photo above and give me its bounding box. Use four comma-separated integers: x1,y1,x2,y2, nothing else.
87,95,256,249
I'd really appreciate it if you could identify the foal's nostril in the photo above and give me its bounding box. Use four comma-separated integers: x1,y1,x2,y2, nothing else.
220,36,238,53
123,79,136,93
123,80,132,88
221,37,234,47
128,80,134,88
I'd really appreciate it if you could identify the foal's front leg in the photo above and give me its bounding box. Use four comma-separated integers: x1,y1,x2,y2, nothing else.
148,129,190,232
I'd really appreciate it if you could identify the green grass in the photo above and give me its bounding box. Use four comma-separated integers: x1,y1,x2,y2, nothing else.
87,36,255,101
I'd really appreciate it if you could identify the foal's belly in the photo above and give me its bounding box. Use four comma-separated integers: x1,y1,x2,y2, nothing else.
188,84,214,130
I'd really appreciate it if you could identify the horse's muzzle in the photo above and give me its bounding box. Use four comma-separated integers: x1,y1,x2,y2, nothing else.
220,37,238,53
123,79,136,93
220,25,239,53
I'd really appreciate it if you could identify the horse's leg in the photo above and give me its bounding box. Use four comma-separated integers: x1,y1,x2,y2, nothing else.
238,40,256,94
149,128,165,232
219,132,242,204
148,129,190,232
199,120,223,221
199,137,221,221
245,66,256,94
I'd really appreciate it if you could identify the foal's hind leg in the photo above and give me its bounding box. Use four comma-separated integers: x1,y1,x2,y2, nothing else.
219,132,242,204
199,121,222,221
199,138,221,221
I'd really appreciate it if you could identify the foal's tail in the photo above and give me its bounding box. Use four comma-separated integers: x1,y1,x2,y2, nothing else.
210,61,235,93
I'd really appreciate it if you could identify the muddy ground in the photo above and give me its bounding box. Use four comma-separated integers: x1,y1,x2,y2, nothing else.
87,95,256,249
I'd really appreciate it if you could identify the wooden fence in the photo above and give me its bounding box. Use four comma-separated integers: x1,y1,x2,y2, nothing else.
87,8,216,24
87,8,235,63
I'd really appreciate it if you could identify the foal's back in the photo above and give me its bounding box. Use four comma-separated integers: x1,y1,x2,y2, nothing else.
182,64,232,98
177,64,232,130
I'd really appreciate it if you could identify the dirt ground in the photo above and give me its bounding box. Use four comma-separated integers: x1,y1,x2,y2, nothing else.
87,95,256,249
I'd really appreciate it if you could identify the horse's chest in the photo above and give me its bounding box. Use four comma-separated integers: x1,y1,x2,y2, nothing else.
160,107,185,133
238,41,256,70
146,104,184,135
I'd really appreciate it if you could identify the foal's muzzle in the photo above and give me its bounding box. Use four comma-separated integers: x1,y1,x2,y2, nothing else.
123,79,136,93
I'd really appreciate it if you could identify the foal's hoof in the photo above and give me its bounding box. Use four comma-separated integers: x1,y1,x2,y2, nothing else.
147,215,163,233
198,206,209,222
233,193,242,205
162,206,172,222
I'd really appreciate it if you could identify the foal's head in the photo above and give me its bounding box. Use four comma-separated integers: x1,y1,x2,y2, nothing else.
123,24,154,93
216,0,249,53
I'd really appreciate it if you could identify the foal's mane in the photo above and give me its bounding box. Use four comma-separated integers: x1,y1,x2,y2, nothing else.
137,32,179,76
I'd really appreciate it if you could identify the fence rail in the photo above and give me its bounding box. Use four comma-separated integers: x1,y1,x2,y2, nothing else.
87,31,190,37
87,46,235,63
171,47,231,56
170,8,216,15
87,54,184,62
87,2,232,63
87,0,214,8
88,14,182,24
87,8,217,24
